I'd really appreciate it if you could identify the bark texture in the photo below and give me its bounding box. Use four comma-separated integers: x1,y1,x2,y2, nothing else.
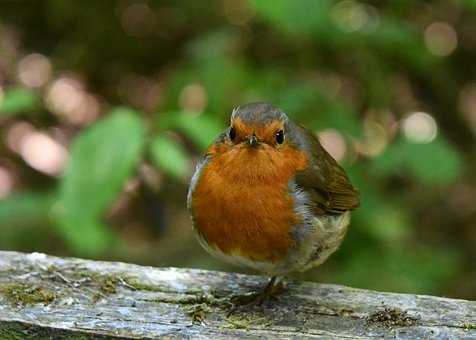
0,251,475,339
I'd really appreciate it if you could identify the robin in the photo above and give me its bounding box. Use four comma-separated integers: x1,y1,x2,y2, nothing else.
187,102,359,301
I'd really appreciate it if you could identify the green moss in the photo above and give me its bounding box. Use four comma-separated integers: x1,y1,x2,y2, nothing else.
225,317,250,330
46,264,59,273
462,323,476,330
122,277,165,292
191,293,227,306
225,313,272,330
339,308,355,317
152,295,198,305
99,276,117,295
123,277,229,307
367,308,419,328
75,269,104,281
70,269,119,296
0,283,55,306
185,304,209,324
42,267,120,303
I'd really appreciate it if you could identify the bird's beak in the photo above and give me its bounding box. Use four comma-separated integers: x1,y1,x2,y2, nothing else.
248,134,259,147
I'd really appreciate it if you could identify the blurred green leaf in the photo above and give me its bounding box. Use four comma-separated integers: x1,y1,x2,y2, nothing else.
0,192,55,228
463,0,476,11
371,137,462,185
349,165,411,242
163,30,254,114
277,83,362,138
150,134,189,179
250,0,435,74
323,105,362,138
366,205,411,242
0,192,58,250
186,29,236,61
174,113,223,150
335,244,461,294
367,19,436,74
0,88,38,115
276,85,318,118
249,0,332,36
57,107,146,255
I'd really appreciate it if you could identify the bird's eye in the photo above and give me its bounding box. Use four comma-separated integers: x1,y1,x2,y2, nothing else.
275,130,285,144
229,127,236,141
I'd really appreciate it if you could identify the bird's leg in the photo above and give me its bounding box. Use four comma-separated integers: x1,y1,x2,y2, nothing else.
229,276,285,310
259,276,284,302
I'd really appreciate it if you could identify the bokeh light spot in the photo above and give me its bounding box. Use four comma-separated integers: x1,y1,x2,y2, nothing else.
355,119,389,157
402,112,438,144
46,76,99,125
331,1,370,33
179,83,208,113
424,22,458,57
19,131,68,176
318,129,347,162
121,3,157,37
18,53,52,88
6,121,35,152
119,75,161,112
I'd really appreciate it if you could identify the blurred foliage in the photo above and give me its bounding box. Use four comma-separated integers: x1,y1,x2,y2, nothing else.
0,0,475,299
0,89,38,116
58,108,146,254
371,137,463,185
150,134,189,179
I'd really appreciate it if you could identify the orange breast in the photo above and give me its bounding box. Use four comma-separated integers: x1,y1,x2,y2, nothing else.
191,144,308,262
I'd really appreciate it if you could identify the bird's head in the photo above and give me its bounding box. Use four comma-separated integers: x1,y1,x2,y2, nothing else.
204,103,308,182
227,102,288,150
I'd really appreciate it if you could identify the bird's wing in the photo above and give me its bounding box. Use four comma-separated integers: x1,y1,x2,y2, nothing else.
294,127,360,215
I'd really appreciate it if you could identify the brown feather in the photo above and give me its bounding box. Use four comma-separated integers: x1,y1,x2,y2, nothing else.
191,140,309,262
294,125,359,214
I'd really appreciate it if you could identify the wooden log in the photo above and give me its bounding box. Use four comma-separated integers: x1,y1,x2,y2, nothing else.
0,251,474,339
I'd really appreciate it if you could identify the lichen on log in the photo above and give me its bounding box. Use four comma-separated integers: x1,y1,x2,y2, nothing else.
0,251,475,339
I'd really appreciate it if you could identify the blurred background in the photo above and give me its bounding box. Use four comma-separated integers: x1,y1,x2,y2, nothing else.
0,0,475,300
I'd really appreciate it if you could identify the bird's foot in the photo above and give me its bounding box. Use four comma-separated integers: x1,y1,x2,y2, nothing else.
227,277,284,316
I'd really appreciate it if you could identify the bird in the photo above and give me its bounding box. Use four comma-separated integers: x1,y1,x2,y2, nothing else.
187,102,359,302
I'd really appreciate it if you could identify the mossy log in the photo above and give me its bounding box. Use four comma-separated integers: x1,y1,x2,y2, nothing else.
0,251,474,339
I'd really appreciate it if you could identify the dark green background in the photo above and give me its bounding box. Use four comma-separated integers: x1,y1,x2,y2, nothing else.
0,0,475,299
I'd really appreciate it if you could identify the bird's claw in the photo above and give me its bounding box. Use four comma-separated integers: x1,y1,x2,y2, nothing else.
227,277,285,316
